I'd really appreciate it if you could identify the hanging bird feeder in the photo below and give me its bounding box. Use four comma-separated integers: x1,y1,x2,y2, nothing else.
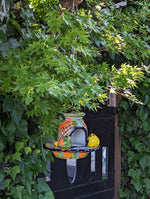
45,112,100,159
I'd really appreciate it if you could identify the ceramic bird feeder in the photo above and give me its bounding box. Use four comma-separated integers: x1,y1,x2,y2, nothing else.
45,112,100,159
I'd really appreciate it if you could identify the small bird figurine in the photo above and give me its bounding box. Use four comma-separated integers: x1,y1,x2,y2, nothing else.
88,133,100,148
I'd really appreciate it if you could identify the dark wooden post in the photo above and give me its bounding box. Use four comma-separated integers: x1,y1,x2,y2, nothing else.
108,94,122,199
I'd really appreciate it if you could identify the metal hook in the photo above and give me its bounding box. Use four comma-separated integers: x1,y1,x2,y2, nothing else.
72,0,75,15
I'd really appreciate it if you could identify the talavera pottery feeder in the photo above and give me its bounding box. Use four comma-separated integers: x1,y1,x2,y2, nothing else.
45,112,100,159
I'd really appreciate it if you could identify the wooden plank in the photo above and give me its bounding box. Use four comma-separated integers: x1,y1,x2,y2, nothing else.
114,112,121,199
108,94,122,199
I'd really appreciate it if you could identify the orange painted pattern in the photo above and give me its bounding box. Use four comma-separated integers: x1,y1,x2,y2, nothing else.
64,152,73,159
79,152,87,158
58,138,64,146
58,119,72,130
53,151,58,156
58,120,75,141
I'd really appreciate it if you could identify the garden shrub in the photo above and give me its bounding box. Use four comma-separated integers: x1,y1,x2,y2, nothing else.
119,71,150,199
0,95,54,198
0,0,150,198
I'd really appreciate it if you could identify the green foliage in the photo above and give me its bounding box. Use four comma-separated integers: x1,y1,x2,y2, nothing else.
0,0,43,57
28,0,59,18
0,0,150,198
0,6,145,134
0,95,54,199
119,71,150,199
91,0,150,65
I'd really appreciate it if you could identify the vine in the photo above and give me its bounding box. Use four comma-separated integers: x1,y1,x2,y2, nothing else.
0,95,54,198
119,70,150,199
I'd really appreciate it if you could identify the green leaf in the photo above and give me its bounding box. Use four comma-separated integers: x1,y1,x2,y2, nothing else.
14,185,24,199
9,38,20,49
1,43,9,57
128,168,142,182
24,147,32,155
143,178,150,191
139,154,150,169
5,155,10,162
109,52,116,61
141,119,150,132
6,120,17,135
144,95,149,104
0,140,5,152
22,190,33,199
119,188,130,198
1,125,8,136
126,124,133,133
11,101,25,126
140,108,149,121
39,190,55,199
131,180,142,192
36,178,51,193
16,119,29,138
2,120,16,141
3,96,25,126
15,142,24,151
147,100,150,109
0,30,7,43
127,151,135,163
9,166,20,181
134,142,144,153
10,19,22,35
12,151,22,161
29,134,41,146
3,95,14,112
4,179,11,187
0,174,5,190
25,181,32,195
46,150,54,163
20,8,33,20
45,190,55,199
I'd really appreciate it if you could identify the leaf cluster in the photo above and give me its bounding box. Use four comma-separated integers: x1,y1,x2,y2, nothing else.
0,95,54,199
119,71,150,199
0,0,44,57
28,0,59,19
91,0,150,66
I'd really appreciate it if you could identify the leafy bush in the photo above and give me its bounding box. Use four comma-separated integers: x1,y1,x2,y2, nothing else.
119,71,150,199
1,3,145,133
0,95,54,198
0,0,150,198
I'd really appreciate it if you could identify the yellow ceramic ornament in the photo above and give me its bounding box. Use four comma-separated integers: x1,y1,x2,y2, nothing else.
88,133,100,148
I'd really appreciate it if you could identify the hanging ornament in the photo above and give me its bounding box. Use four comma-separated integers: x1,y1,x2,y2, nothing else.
45,113,100,159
